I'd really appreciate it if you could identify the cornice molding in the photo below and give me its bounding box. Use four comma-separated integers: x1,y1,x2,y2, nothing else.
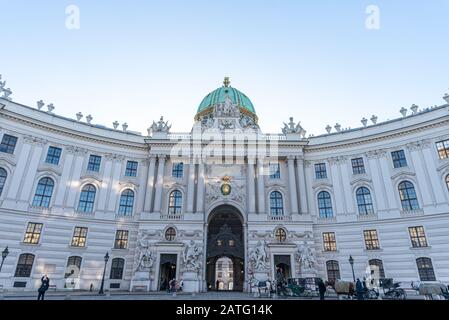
0,112,147,151
305,118,449,153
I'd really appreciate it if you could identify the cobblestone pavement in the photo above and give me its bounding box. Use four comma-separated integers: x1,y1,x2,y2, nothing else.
0,290,436,300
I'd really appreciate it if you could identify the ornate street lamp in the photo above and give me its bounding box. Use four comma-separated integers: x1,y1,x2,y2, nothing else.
98,252,110,295
0,246,9,272
349,255,355,282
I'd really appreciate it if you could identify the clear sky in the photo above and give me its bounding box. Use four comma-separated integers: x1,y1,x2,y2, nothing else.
1,0,448,135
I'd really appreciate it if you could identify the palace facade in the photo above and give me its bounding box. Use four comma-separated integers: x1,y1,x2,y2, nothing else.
0,77,448,293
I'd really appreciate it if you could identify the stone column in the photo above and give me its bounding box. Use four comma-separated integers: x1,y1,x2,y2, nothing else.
196,161,205,213
296,157,308,214
187,160,196,213
287,156,299,214
153,154,166,213
143,155,157,212
257,157,265,214
247,156,256,214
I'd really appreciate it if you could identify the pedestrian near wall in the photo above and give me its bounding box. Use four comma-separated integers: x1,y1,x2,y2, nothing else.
37,274,50,301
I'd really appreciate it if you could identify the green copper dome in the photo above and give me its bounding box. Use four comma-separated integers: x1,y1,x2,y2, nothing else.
196,78,256,116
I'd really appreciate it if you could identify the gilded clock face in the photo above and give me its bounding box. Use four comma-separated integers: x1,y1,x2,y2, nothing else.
221,183,231,196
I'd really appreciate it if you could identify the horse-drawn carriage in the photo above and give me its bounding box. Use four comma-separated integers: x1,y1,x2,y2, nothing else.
327,279,379,300
411,281,449,300
379,278,407,300
281,278,320,298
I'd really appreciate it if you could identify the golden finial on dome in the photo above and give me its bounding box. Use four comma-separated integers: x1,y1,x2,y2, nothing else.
223,77,230,87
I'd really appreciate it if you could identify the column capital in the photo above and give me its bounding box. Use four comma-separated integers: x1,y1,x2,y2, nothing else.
157,154,167,161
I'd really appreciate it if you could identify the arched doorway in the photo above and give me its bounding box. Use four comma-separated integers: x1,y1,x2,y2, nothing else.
206,205,245,292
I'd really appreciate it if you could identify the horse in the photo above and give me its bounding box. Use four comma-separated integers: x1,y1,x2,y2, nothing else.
326,280,356,300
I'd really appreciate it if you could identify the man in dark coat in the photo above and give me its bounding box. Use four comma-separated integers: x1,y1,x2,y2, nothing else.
37,274,50,300
356,278,364,300
318,278,327,300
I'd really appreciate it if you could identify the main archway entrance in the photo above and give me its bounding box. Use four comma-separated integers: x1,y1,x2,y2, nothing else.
206,205,244,292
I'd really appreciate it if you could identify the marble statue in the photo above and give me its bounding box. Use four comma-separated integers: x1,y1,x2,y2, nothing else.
249,240,269,271
282,117,306,138
149,116,171,134
136,231,155,272
296,242,317,272
182,240,202,272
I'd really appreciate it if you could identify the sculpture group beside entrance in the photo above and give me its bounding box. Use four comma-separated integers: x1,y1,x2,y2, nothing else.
249,240,270,271
182,240,203,273
296,242,317,274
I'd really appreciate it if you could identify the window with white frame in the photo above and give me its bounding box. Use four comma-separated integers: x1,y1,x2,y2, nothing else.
398,181,420,211
32,177,54,208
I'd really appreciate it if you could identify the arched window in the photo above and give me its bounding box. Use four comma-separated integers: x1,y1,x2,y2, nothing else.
318,191,333,218
110,258,125,280
326,260,340,282
356,187,374,215
0,167,7,196
275,228,287,242
14,253,35,277
118,189,135,216
446,174,449,191
77,184,96,213
270,191,284,216
168,190,182,214
65,256,82,278
368,259,386,279
165,227,177,241
398,181,420,210
416,257,436,281
32,177,54,208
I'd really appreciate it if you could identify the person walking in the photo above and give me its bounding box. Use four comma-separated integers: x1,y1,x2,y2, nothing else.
356,278,364,300
170,278,177,294
318,278,327,300
37,274,50,301
276,268,285,295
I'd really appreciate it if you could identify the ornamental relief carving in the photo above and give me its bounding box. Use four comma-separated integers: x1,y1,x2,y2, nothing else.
406,139,431,151
365,149,387,160
327,156,348,165
22,135,47,146
104,153,126,162
66,145,88,156
205,179,246,209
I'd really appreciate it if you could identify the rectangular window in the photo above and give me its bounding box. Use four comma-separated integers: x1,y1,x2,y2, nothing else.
172,163,184,178
391,150,407,168
323,232,337,251
71,227,88,247
114,230,129,249
269,163,281,179
87,155,102,172
351,158,366,175
23,223,43,244
315,163,327,179
409,226,428,248
125,161,138,177
45,146,62,165
436,140,449,160
364,230,380,250
0,134,18,154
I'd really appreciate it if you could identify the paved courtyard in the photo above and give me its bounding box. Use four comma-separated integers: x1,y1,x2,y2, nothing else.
0,290,436,300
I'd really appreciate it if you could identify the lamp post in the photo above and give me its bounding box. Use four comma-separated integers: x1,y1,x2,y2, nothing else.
0,247,9,272
349,255,355,282
98,252,109,295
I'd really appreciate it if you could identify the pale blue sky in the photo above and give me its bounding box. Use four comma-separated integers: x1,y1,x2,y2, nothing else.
1,0,448,135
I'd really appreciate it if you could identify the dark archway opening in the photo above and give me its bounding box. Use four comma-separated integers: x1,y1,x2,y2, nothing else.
206,205,244,292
